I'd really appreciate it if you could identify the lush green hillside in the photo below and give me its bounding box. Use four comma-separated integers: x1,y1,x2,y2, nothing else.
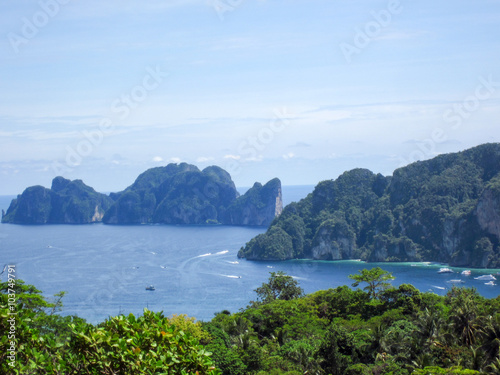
1,177,113,224
3,271,500,374
239,143,500,268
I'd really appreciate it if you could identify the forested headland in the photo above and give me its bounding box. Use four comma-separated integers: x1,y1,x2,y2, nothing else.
239,143,500,268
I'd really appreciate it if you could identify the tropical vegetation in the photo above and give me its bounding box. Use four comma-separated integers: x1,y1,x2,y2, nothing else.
2,270,500,374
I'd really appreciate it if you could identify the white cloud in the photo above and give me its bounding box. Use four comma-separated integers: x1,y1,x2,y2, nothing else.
152,156,163,162
223,154,241,160
282,152,295,160
245,155,263,162
196,156,214,163
170,157,182,163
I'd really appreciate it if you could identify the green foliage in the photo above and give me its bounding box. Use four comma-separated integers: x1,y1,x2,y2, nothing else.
0,281,220,374
168,313,212,343
277,214,307,257
412,366,480,374
446,287,481,346
253,271,304,305
201,322,248,375
319,323,359,374
345,363,372,375
6,270,500,374
349,267,395,299
239,227,294,260
69,310,220,374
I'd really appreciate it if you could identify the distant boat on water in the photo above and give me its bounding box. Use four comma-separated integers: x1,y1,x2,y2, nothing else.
461,270,471,276
145,285,155,291
475,274,497,281
485,281,496,286
438,267,454,273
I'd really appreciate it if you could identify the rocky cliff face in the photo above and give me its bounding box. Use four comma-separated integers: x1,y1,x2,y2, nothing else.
2,177,113,224
224,178,283,226
475,184,500,240
311,219,356,260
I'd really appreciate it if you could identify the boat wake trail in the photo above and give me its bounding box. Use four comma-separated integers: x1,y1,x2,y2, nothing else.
431,285,446,290
219,274,242,279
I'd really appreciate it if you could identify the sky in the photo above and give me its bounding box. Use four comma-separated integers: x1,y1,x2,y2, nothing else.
0,0,499,195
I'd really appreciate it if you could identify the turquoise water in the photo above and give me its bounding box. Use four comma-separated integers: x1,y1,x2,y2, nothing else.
1,187,499,323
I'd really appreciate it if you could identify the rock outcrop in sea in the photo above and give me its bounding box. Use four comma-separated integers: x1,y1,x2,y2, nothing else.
1,177,113,224
2,164,283,227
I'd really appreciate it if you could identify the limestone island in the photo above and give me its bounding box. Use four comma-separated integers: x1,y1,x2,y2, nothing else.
238,143,500,268
2,163,283,226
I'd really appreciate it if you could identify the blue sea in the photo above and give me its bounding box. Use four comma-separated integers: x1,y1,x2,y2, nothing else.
1,186,499,323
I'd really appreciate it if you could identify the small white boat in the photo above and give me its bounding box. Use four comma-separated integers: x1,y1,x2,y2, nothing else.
447,279,463,283
146,285,155,291
474,274,497,281
461,270,471,276
485,281,496,286
438,267,454,273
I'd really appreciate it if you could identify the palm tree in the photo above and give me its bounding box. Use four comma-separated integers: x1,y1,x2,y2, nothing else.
481,315,500,362
469,345,485,372
486,356,500,374
416,308,444,350
447,287,480,346
411,353,434,370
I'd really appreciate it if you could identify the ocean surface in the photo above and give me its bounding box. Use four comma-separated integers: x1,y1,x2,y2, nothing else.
1,186,499,323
